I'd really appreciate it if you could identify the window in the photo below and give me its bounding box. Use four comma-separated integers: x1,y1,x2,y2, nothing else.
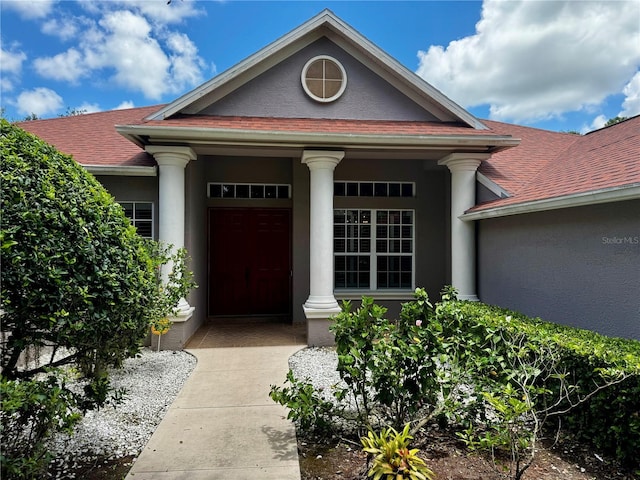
121,202,153,239
301,55,347,103
334,209,414,290
334,181,414,197
208,183,290,199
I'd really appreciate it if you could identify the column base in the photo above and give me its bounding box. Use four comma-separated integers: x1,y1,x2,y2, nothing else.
150,304,196,351
458,294,479,302
303,304,341,346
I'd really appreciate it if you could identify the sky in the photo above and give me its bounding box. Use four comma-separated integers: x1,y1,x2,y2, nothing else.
1,0,639,133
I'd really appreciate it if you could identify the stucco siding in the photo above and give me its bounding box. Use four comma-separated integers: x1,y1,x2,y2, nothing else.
202,38,437,121
96,176,159,239
478,200,640,339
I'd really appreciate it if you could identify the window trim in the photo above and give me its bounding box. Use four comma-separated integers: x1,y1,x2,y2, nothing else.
207,183,291,200
120,201,154,239
301,55,347,103
334,208,415,292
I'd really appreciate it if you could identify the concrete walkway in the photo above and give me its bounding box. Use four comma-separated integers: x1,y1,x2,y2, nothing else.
126,345,303,479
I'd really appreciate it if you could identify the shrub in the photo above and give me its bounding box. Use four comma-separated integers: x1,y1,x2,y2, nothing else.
449,301,640,467
1,119,159,381
269,370,335,433
331,291,452,430
0,375,80,479
0,120,196,476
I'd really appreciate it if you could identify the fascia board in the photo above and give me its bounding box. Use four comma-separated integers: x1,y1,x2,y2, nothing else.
462,184,640,221
83,165,157,177
477,172,511,198
116,125,518,150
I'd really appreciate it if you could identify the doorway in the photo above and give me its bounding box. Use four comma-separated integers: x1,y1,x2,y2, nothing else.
208,208,292,318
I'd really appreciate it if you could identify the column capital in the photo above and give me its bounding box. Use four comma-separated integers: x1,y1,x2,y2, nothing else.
146,146,197,168
438,153,490,172
301,150,344,170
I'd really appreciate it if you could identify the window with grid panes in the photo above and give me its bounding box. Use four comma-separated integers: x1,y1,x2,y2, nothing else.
120,202,153,239
334,209,414,290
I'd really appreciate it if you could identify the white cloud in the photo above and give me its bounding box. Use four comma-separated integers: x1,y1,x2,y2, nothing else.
2,0,55,19
41,16,85,41
33,8,206,100
34,49,87,83
113,0,204,25
581,114,607,134
16,87,63,116
0,43,26,91
115,100,135,110
417,0,640,124
619,71,640,118
76,102,101,114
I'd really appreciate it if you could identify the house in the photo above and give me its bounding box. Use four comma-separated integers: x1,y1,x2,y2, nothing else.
17,10,639,345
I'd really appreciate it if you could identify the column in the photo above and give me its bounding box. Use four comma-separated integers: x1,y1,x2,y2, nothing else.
302,150,344,345
146,145,196,317
438,153,490,301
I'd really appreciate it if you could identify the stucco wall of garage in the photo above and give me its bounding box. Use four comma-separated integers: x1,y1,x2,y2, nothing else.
477,199,640,339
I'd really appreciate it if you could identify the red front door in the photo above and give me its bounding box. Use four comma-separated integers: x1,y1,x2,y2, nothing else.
208,208,291,317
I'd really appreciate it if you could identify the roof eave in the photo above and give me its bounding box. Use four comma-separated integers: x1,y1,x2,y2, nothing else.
115,124,519,151
83,165,157,176
462,184,640,221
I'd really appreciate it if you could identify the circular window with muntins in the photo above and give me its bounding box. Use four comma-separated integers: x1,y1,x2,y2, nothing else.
301,55,347,103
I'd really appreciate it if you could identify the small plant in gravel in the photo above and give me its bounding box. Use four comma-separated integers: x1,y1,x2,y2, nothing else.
361,423,435,480
270,370,336,433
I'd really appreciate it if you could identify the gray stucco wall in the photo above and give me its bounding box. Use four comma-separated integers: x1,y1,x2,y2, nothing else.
202,38,437,122
96,175,159,239
477,200,640,339
182,155,449,325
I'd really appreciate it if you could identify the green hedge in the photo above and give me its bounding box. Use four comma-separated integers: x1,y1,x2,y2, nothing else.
453,301,640,466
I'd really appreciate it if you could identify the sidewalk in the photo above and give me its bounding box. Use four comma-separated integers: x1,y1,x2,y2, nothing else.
126,345,303,479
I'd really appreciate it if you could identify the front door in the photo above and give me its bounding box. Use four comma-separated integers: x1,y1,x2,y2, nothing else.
208,208,291,317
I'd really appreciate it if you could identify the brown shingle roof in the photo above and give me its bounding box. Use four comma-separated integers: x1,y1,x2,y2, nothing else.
15,106,162,167
473,116,640,211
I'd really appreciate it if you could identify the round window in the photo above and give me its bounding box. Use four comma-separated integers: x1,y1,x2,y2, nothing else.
301,55,347,103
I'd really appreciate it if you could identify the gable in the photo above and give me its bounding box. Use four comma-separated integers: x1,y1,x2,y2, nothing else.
199,38,439,122
150,10,485,129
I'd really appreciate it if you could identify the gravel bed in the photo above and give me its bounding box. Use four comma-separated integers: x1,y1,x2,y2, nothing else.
46,349,196,478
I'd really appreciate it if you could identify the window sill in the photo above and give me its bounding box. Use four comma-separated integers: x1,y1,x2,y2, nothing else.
335,290,415,301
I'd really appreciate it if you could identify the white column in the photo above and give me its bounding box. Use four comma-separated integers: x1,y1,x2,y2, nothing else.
146,145,196,316
438,153,490,301
302,150,344,317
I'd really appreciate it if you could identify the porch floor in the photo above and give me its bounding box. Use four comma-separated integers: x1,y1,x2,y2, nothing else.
185,319,307,348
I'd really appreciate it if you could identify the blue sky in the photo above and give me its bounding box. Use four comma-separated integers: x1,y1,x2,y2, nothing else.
1,0,639,133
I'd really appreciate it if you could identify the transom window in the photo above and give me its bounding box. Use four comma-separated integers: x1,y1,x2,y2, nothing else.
334,209,414,290
121,201,153,239
301,55,347,103
335,181,414,197
208,183,290,199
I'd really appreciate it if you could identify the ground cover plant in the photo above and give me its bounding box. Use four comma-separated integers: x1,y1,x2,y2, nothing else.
271,288,640,479
0,120,196,479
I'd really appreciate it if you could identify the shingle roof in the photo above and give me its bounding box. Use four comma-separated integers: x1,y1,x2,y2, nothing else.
15,106,161,167
15,107,639,214
472,115,640,212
